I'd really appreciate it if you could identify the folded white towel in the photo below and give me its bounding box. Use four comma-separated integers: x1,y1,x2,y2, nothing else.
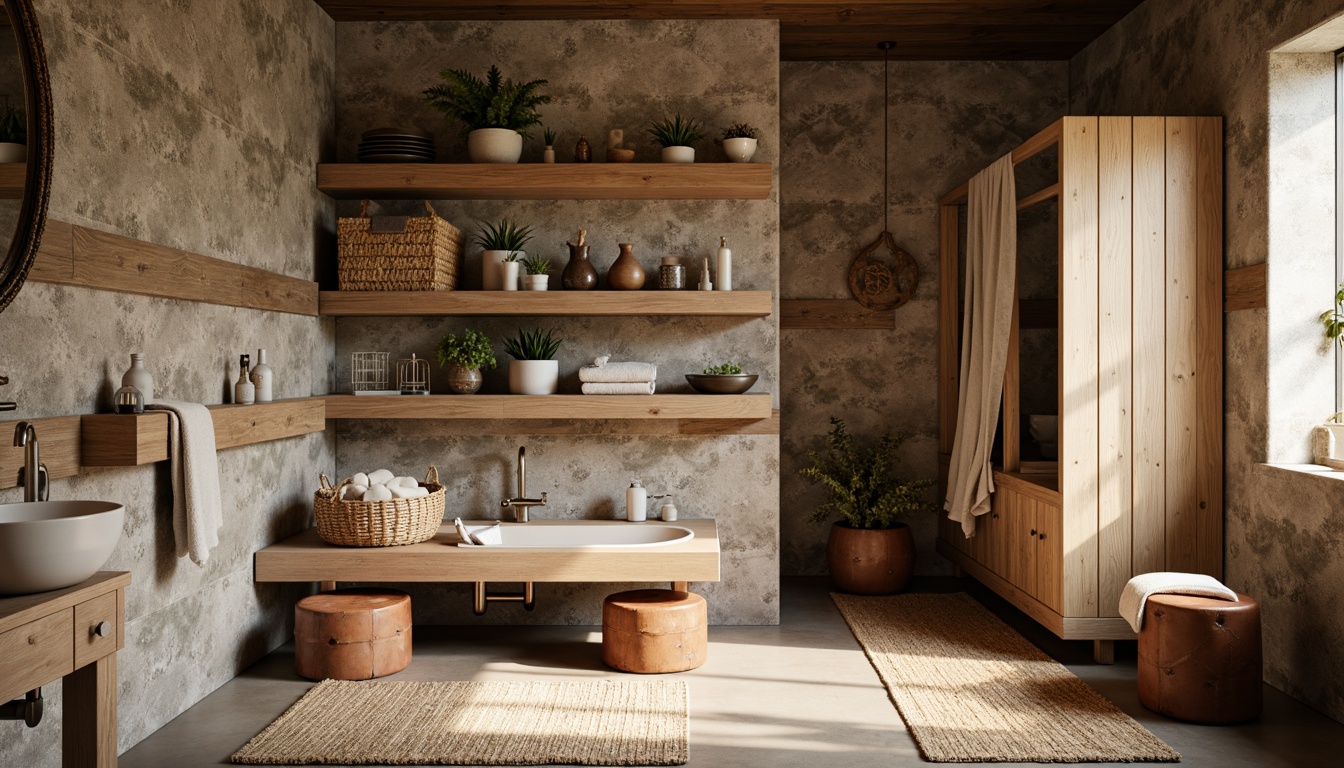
581,381,656,395
1119,572,1238,633
579,357,657,383
453,517,477,546
146,401,223,566
469,523,502,546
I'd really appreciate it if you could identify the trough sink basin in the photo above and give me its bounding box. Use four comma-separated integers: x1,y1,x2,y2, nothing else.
457,520,694,549
0,501,125,596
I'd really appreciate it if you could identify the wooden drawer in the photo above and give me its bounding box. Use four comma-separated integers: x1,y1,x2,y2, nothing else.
74,591,118,668
0,609,74,702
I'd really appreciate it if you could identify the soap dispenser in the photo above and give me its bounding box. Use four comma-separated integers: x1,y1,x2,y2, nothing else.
626,479,647,522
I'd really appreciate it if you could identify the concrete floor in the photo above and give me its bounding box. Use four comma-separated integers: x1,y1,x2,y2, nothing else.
122,577,1344,767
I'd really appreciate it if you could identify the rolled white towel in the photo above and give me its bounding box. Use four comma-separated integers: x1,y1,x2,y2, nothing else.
1119,572,1239,633
579,358,657,383
581,381,656,395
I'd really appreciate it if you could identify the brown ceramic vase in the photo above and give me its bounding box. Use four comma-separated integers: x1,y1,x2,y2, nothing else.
826,521,915,595
445,364,482,394
606,243,646,290
562,242,598,290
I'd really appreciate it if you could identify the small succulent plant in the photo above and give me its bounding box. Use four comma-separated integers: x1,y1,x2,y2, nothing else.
475,219,533,256
521,255,551,276
504,327,562,361
543,126,557,147
718,122,759,141
647,114,704,148
702,362,744,375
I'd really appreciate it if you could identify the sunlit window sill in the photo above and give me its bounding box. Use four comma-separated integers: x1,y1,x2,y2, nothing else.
1261,462,1344,483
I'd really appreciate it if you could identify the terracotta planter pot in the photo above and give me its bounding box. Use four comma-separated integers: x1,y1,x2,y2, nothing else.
826,522,915,595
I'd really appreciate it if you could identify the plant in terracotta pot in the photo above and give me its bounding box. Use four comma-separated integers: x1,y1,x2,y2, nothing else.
423,64,550,164
504,327,562,395
476,218,533,290
0,102,25,163
800,417,933,595
521,255,551,291
714,122,759,163
648,114,704,163
435,329,496,395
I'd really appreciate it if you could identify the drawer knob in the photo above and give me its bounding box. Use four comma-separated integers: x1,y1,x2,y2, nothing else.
93,621,112,638
1029,529,1037,537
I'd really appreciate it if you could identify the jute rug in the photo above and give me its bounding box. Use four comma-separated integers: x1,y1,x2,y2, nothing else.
832,592,1180,763
231,679,688,766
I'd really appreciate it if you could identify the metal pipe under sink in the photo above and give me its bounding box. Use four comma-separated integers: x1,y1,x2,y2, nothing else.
473,581,535,615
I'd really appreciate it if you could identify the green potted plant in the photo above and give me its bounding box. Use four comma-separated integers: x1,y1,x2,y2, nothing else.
648,114,704,163
715,122,759,163
435,329,497,395
685,361,758,394
1314,284,1344,465
542,126,557,164
521,255,551,291
423,64,551,164
504,327,562,395
800,417,933,594
476,218,533,290
0,103,26,163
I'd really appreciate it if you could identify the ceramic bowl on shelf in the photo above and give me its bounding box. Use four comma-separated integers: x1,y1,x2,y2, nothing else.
685,373,757,395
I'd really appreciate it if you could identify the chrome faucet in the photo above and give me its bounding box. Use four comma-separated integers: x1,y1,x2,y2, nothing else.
499,446,547,523
12,422,49,503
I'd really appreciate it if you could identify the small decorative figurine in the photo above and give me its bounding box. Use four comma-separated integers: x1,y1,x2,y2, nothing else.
575,135,591,163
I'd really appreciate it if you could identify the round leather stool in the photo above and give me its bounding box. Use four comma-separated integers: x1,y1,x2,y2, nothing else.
602,589,707,673
294,588,412,681
1138,592,1262,723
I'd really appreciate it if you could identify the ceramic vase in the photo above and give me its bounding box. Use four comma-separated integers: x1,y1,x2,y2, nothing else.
249,348,273,402
499,261,521,292
467,128,522,163
121,353,154,405
721,137,758,163
606,243,646,290
661,146,695,163
0,143,25,163
482,250,522,290
543,146,556,164
509,359,559,395
562,243,598,290
524,275,549,291
826,522,915,595
446,364,483,394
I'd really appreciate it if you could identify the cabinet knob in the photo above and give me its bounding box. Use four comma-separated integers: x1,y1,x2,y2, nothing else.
1029,529,1037,537
93,621,111,638
991,513,999,519
1038,532,1047,540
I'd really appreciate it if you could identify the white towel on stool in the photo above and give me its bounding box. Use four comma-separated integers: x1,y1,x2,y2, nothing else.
581,381,656,395
1119,572,1238,633
146,400,222,566
579,356,657,383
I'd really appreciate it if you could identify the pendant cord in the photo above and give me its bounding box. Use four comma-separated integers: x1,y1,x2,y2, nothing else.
883,44,890,234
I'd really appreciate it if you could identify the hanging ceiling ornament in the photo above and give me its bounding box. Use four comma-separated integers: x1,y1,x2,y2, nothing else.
848,40,920,312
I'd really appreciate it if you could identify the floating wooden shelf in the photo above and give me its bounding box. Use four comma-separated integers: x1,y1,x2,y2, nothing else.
0,162,26,199
318,290,773,317
316,163,773,200
324,394,772,421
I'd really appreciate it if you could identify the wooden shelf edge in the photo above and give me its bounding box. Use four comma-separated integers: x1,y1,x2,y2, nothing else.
324,393,773,421
319,290,774,317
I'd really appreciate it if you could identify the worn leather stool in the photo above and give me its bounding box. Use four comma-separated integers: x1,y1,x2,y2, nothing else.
602,589,707,673
294,588,412,681
1137,592,1262,723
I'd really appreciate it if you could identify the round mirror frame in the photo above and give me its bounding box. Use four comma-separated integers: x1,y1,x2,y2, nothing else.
0,0,52,315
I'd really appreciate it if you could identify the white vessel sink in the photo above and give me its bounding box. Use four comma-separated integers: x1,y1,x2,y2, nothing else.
457,520,694,549
0,501,125,596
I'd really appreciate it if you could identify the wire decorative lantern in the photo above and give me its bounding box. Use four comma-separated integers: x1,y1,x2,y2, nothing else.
397,354,431,396
351,352,389,393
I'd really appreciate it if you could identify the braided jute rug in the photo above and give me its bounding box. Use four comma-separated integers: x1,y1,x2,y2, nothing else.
231,679,688,766
832,592,1180,763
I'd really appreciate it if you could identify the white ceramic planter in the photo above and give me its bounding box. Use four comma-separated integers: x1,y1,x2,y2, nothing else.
661,146,695,163
524,274,549,291
0,143,26,163
467,128,523,163
721,137,757,163
510,359,559,395
481,249,523,290
543,147,556,164
499,261,521,292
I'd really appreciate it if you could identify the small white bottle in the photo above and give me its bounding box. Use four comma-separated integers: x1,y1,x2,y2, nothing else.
250,348,273,403
626,479,647,523
234,354,255,405
716,236,732,291
659,496,679,522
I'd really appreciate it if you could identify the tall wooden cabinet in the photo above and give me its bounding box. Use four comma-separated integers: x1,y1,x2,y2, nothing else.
937,117,1224,651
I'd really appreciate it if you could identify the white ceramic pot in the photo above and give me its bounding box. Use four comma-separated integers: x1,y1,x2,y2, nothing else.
467,128,523,163
524,274,549,291
661,146,695,163
499,261,521,292
481,249,523,290
721,137,757,163
509,359,559,395
543,147,556,164
0,143,25,163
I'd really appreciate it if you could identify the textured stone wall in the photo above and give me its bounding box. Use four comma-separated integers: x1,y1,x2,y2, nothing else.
0,1,334,764
333,20,780,624
1071,0,1344,722
778,61,1067,575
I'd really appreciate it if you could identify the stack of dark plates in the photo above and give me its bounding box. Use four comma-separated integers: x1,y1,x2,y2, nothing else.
358,128,435,163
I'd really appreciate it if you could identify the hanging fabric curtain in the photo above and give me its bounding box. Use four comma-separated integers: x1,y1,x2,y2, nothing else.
944,154,1017,537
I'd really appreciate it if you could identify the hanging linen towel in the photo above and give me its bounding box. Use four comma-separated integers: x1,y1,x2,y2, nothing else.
581,381,657,395
578,355,657,383
1119,572,1239,633
944,153,1017,537
146,400,223,565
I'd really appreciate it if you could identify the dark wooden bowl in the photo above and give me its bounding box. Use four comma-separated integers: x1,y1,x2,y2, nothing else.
685,373,758,394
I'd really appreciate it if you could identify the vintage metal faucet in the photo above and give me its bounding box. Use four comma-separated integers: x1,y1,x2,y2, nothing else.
499,446,547,523
13,421,49,502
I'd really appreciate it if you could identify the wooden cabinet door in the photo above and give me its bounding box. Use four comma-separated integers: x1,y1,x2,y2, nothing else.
1008,492,1038,596
1034,501,1063,613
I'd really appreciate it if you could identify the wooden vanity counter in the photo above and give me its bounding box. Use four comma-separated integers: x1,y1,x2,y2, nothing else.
255,519,720,584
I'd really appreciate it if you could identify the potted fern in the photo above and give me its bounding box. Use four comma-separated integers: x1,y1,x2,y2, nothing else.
436,329,496,394
423,65,550,164
477,219,533,290
0,103,25,163
715,122,759,163
800,417,933,594
648,114,704,163
521,255,551,291
504,327,562,395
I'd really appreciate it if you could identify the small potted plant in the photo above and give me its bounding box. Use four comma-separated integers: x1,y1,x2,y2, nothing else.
0,103,25,163
436,329,497,394
504,327,562,395
715,122,759,163
685,361,757,394
800,417,933,595
542,126,557,164
423,64,551,164
648,114,704,163
476,219,533,290
1315,285,1344,465
521,255,551,291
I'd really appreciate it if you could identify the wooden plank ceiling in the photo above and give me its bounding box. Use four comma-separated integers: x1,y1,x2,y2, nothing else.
312,1,1144,60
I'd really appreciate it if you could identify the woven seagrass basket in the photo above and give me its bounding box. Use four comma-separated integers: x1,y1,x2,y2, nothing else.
337,201,463,291
313,467,445,547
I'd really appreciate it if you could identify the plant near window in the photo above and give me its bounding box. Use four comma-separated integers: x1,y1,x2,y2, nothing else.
423,65,550,138
1320,282,1344,347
